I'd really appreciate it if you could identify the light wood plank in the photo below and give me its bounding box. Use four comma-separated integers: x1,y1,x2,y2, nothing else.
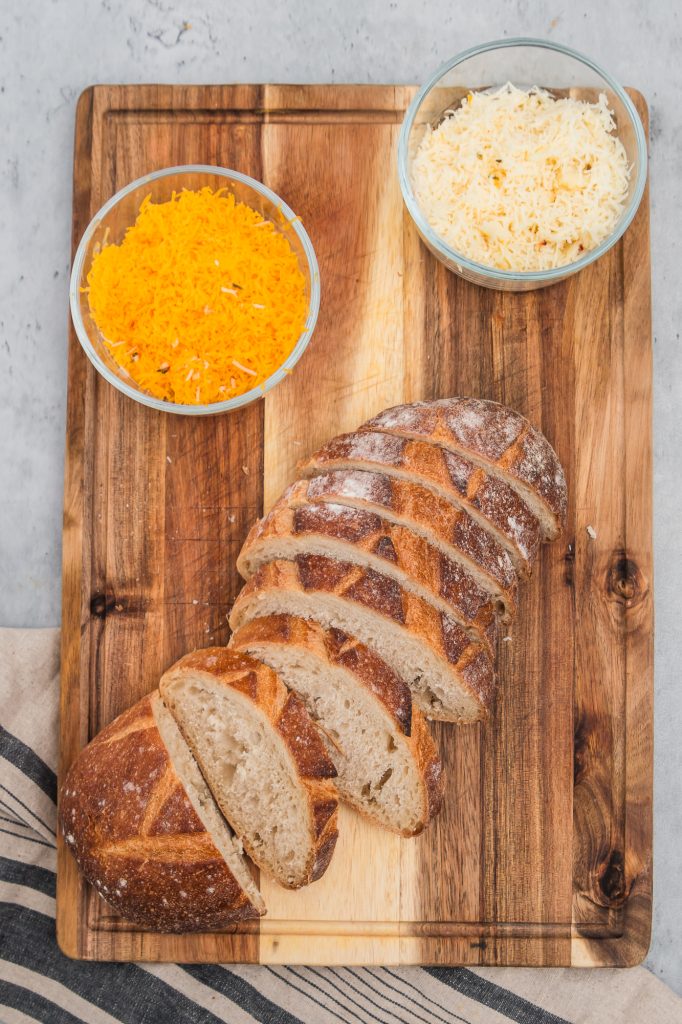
260,96,408,966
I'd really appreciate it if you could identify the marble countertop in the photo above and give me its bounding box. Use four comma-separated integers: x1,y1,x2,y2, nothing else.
1,0,679,993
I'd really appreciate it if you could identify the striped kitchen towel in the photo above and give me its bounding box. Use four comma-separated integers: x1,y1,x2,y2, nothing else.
1,627,680,1024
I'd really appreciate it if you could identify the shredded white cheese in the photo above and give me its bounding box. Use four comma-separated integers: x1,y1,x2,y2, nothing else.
412,83,630,271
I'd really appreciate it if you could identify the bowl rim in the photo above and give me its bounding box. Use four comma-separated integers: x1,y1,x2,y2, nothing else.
69,164,321,416
397,37,648,284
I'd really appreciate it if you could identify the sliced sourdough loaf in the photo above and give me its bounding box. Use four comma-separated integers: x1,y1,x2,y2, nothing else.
229,555,495,723
279,470,517,619
298,429,541,576
230,615,445,836
58,692,265,932
160,648,339,889
365,398,567,540
237,500,499,653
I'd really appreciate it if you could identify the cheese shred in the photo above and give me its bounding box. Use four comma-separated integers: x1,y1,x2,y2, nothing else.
86,187,307,404
412,84,630,272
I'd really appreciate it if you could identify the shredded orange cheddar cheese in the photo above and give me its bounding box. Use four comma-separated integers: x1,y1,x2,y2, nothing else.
86,187,308,404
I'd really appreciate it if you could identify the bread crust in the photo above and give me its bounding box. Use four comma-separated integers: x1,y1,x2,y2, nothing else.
237,500,499,652
298,429,541,575
365,399,567,539
229,556,495,722
279,470,517,618
58,693,264,932
231,613,413,736
159,648,339,889
230,615,444,836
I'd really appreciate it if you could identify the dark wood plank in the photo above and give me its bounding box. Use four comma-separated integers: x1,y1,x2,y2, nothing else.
58,84,264,963
570,92,653,968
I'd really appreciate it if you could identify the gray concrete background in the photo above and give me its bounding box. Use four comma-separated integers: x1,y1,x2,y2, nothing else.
1,0,679,992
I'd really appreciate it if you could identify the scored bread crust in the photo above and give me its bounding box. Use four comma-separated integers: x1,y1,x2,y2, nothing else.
229,555,495,722
297,429,541,576
232,613,414,735
159,648,339,888
364,398,567,540
237,500,499,653
230,615,445,836
280,470,517,618
58,693,264,932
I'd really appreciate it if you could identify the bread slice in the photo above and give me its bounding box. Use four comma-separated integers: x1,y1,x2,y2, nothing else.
279,470,517,619
230,615,445,836
237,500,499,653
160,648,339,889
59,692,265,932
365,398,567,540
298,429,541,576
229,556,495,723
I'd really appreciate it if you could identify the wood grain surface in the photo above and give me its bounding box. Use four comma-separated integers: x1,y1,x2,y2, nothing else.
57,84,653,966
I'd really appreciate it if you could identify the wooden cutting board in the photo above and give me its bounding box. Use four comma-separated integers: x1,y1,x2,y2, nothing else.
57,84,653,966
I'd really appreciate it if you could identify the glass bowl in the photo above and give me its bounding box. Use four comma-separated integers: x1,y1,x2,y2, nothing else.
70,165,320,414
398,38,648,291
